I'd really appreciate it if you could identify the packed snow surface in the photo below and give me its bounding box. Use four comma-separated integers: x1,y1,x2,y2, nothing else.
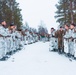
0,42,76,75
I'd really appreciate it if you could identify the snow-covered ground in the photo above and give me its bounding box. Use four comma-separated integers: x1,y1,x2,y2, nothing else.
0,42,76,75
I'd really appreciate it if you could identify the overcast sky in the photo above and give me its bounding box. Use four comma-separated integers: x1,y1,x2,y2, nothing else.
17,0,59,33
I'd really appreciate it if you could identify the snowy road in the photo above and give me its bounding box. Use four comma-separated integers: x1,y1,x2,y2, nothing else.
0,42,76,75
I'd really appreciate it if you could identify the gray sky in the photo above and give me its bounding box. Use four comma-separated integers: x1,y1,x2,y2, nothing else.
17,0,59,33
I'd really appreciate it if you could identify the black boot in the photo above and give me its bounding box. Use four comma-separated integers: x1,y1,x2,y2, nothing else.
58,48,61,54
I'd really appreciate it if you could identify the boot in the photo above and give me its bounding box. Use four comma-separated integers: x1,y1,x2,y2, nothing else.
58,48,61,54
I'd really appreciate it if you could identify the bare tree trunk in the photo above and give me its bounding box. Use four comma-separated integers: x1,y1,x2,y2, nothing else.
63,0,67,24
70,0,74,23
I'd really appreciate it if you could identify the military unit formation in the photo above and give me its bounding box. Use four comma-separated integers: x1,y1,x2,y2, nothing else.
49,23,76,61
0,19,76,61
0,20,49,61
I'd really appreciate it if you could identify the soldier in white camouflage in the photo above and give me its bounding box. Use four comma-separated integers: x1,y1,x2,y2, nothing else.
0,20,10,60
68,23,75,58
63,24,70,56
8,23,17,54
49,28,57,52
72,24,76,59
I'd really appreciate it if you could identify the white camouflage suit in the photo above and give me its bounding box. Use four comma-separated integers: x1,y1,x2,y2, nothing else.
4,28,11,54
0,25,9,59
15,31,22,49
73,28,76,57
25,30,30,44
68,29,75,56
10,30,16,53
64,30,70,54
49,30,57,51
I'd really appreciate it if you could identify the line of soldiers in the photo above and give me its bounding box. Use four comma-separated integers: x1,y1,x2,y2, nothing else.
0,20,39,60
49,23,76,60
22,28,39,45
